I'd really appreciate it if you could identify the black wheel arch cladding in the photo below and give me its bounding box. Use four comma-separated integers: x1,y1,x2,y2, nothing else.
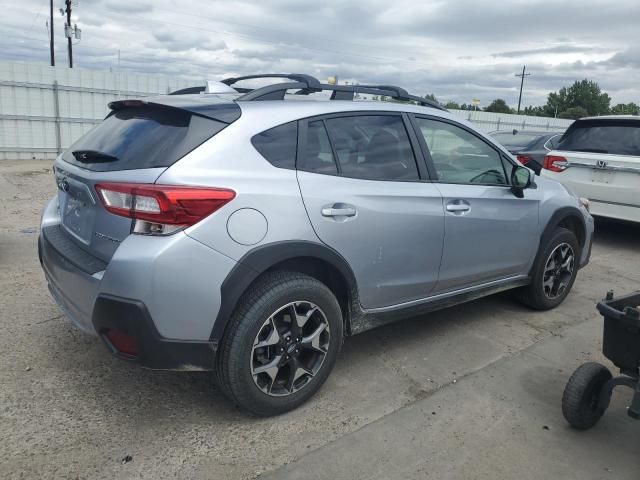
210,240,357,343
541,207,586,249
532,206,586,277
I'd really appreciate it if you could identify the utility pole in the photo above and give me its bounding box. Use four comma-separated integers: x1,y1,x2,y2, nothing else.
49,0,55,66
515,65,531,115
65,0,73,68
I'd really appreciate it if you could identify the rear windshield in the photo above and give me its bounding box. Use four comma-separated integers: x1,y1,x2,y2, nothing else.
491,132,541,149
61,106,226,171
557,121,640,156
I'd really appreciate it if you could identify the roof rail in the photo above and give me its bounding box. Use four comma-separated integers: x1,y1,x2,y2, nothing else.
326,83,445,110
221,74,322,94
170,73,447,111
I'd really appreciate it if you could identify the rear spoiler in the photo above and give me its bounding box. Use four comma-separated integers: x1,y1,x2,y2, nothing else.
108,96,241,124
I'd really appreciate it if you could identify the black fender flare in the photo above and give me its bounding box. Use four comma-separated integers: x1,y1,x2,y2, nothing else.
210,240,357,343
532,206,586,273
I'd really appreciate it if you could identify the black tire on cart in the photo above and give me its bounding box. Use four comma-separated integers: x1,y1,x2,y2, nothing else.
562,362,612,430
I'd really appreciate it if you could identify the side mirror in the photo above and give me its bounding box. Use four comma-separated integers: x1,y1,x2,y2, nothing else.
511,165,532,198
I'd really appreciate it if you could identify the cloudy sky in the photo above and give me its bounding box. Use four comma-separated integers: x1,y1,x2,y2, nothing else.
3,0,639,107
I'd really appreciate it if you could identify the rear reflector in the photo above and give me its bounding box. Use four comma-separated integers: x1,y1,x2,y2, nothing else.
543,155,568,172
105,330,138,356
95,183,235,229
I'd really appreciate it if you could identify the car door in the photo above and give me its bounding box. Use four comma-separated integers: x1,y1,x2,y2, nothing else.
296,113,445,309
411,115,540,293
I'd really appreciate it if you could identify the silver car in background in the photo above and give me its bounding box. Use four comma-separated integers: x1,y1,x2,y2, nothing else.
39,74,593,415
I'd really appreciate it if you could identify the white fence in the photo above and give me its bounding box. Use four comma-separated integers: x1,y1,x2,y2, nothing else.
448,109,573,133
0,62,194,160
0,61,574,160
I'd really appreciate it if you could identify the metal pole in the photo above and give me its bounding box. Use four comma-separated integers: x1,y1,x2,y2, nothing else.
52,80,62,155
49,0,55,66
66,0,73,68
516,65,530,115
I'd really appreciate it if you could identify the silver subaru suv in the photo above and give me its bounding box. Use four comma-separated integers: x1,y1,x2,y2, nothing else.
39,74,594,416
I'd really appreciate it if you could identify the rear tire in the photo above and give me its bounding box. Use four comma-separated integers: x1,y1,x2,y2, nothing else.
216,271,343,416
562,362,612,430
516,227,579,310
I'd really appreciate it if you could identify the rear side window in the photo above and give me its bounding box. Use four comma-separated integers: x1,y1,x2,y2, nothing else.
299,121,338,174
324,115,419,181
558,121,640,156
251,122,298,169
62,106,226,172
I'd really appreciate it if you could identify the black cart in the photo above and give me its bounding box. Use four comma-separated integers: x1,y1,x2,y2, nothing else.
562,291,640,429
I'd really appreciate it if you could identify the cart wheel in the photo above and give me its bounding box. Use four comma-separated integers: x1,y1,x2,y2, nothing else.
562,362,612,430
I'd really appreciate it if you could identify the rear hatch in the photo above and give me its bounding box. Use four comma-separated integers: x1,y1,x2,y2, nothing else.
545,118,640,208
53,96,240,263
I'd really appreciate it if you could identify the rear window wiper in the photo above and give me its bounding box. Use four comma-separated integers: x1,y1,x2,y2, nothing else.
72,150,119,163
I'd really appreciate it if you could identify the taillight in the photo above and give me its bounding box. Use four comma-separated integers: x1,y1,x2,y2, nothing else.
543,155,568,173
95,183,235,235
516,155,532,165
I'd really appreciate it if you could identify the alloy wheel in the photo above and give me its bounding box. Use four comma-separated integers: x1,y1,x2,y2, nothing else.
251,301,330,396
542,242,575,299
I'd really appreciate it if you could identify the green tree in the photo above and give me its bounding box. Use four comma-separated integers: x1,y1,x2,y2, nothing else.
611,102,639,115
444,101,461,109
423,93,438,102
522,105,549,117
544,79,610,116
484,98,513,114
558,106,589,119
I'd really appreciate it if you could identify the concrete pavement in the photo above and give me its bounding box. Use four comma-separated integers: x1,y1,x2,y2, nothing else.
1,160,639,479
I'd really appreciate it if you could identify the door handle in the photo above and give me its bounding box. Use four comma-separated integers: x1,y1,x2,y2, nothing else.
446,204,470,212
321,207,357,217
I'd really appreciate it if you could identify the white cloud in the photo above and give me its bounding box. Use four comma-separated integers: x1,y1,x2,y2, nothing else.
2,0,639,107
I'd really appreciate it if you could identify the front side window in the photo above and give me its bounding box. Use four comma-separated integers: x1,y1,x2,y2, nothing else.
416,118,508,185
324,115,420,181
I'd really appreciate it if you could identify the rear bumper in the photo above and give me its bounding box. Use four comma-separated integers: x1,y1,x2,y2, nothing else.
38,196,238,370
39,232,217,368
93,295,215,370
590,200,640,223
39,217,101,336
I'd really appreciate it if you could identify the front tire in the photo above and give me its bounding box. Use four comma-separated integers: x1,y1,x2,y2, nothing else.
217,271,343,416
517,227,580,310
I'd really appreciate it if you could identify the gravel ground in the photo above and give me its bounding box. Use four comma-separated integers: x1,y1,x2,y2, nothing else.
1,160,639,479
